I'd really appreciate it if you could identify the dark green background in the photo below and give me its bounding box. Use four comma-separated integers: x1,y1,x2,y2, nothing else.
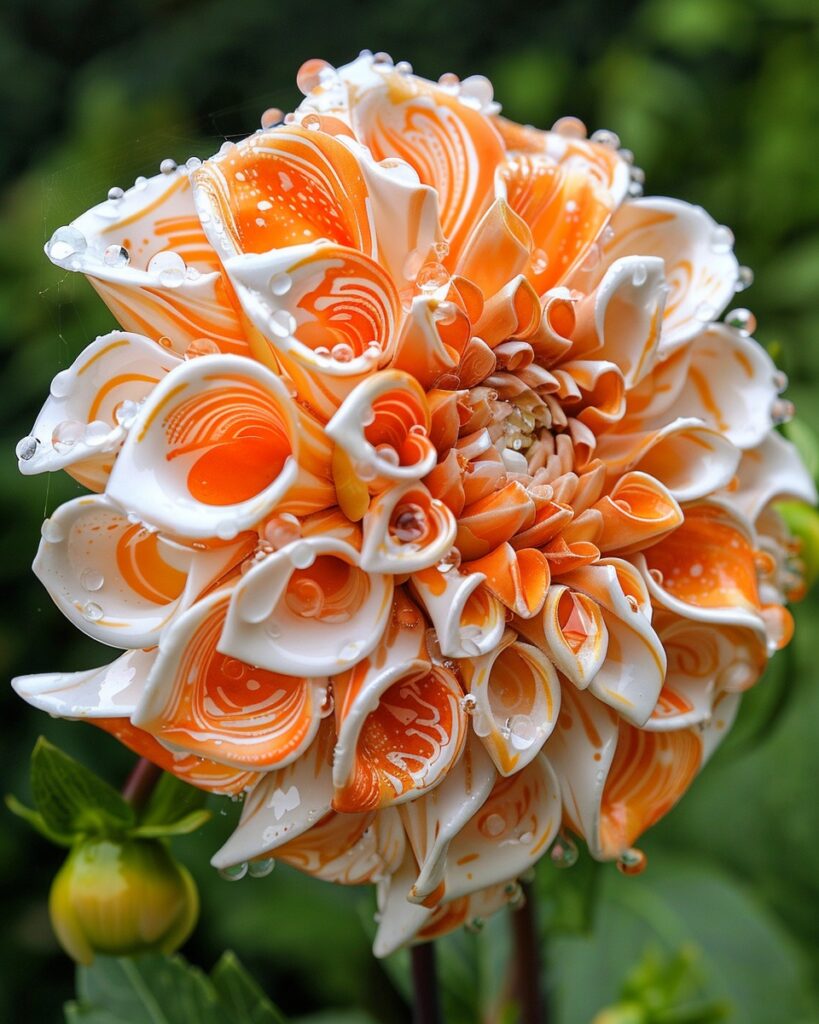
1,0,818,1020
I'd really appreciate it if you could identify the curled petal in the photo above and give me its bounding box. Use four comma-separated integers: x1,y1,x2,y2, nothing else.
411,566,505,659
275,806,405,884
456,480,536,560
400,735,496,906
439,754,562,900
462,543,550,618
516,584,609,689
644,324,781,450
193,126,374,258
730,432,817,524
594,471,683,554
19,333,180,491
12,649,155,720
326,369,437,481
560,360,626,432
424,449,466,516
93,717,259,796
594,197,739,350
595,417,741,502
456,198,532,297
542,537,601,575
51,170,247,356
474,275,543,349
564,560,666,725
360,482,457,574
133,586,327,770
221,536,394,676
391,294,466,388
107,355,333,539
211,720,336,868
34,495,249,649
332,662,467,812
573,256,665,387
460,630,561,775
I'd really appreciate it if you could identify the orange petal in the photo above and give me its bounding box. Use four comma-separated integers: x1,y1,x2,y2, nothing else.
456,481,536,560
594,471,683,554
462,543,550,618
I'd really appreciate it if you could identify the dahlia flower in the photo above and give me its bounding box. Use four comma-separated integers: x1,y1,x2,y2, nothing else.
14,52,815,956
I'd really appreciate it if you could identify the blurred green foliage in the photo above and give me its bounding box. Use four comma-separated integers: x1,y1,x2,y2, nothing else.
1,0,819,1020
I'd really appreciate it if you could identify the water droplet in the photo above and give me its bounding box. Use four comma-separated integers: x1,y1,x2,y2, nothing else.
82,601,104,622
47,226,87,264
339,640,363,662
221,657,246,680
80,568,104,592
263,514,301,549
331,342,355,363
52,419,84,453
591,128,620,148
395,60,413,75
297,58,332,94
460,693,477,714
773,370,788,393
148,250,186,288
531,249,549,275
772,399,795,425
289,541,316,569
219,862,248,881
248,858,275,878
185,156,203,172
16,435,39,461
465,917,485,933
185,337,221,359
134,176,148,190
724,307,756,335
41,518,66,543
710,225,734,254
631,261,648,287
617,847,647,876
509,715,538,751
216,520,239,541
581,243,601,272
459,75,494,110
550,831,579,868
354,458,377,482
269,272,291,296
482,813,506,837
372,51,393,67
85,420,111,447
160,158,177,175
103,244,129,268
270,309,296,338
552,116,586,138
49,369,72,398
107,186,124,202
390,503,427,543
437,72,460,91
416,261,450,294
437,548,461,573
261,107,284,130
286,577,325,619
735,265,754,292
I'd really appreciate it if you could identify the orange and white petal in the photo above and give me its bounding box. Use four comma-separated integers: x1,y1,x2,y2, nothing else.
221,535,393,676
12,648,155,720
459,630,561,776
594,471,683,554
360,482,457,574
48,169,246,356
564,560,666,725
410,566,505,659
325,369,436,483
595,417,740,503
274,805,405,885
462,543,550,619
572,256,666,388
224,241,401,416
92,717,260,796
515,584,609,690
456,198,532,297
211,719,336,868
192,126,375,259
34,494,250,649
728,431,817,525
541,128,632,206
18,332,180,492
438,754,561,901
347,65,504,261
331,662,467,812
399,735,496,906
643,324,780,450
107,355,333,539
456,481,537,560
133,586,327,771
594,197,739,350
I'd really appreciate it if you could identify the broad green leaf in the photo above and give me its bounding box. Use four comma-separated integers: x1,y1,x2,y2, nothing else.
138,773,209,830
5,793,74,846
211,951,287,1024
31,737,135,838
66,955,224,1024
130,810,213,840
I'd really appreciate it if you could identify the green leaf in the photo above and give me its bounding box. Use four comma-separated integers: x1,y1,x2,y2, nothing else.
137,773,209,830
31,737,135,839
5,793,74,846
129,810,212,840
211,951,287,1024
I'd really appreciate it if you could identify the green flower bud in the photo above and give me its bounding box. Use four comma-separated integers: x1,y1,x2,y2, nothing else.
49,836,198,964
591,1002,647,1024
776,500,819,590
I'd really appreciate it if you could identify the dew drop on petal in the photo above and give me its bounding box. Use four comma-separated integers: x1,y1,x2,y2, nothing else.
185,156,203,172
460,693,477,714
509,715,537,751
531,249,549,275
437,548,461,573
219,862,248,882
710,225,735,254
735,265,754,292
41,518,66,543
269,272,291,296
482,813,506,838
49,369,72,398
552,116,587,138
416,261,450,294
47,226,87,263
107,186,124,202
160,158,177,175
590,128,620,148
248,858,275,878
725,307,756,335
331,342,354,363
148,250,186,288
372,52,393,67
269,309,296,338
261,107,284,130
103,244,130,268
297,58,332,95
16,436,39,461
617,847,647,876
82,601,104,622
395,60,413,75
289,541,316,570
52,419,85,453
390,503,427,543
185,337,221,359
550,831,579,868
263,514,301,549
437,72,460,91
80,568,104,592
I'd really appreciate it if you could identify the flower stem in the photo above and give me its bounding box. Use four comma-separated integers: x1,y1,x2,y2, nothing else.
121,757,163,811
512,880,548,1023
410,942,442,1024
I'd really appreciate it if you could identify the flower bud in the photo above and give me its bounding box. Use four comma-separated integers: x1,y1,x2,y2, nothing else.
49,836,198,964
777,500,819,589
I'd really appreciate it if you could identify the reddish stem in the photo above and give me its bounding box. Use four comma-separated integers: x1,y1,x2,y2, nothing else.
121,757,163,810
512,881,548,1023
411,942,442,1024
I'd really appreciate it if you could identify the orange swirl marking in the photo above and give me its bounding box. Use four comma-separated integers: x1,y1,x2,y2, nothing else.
115,526,187,605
